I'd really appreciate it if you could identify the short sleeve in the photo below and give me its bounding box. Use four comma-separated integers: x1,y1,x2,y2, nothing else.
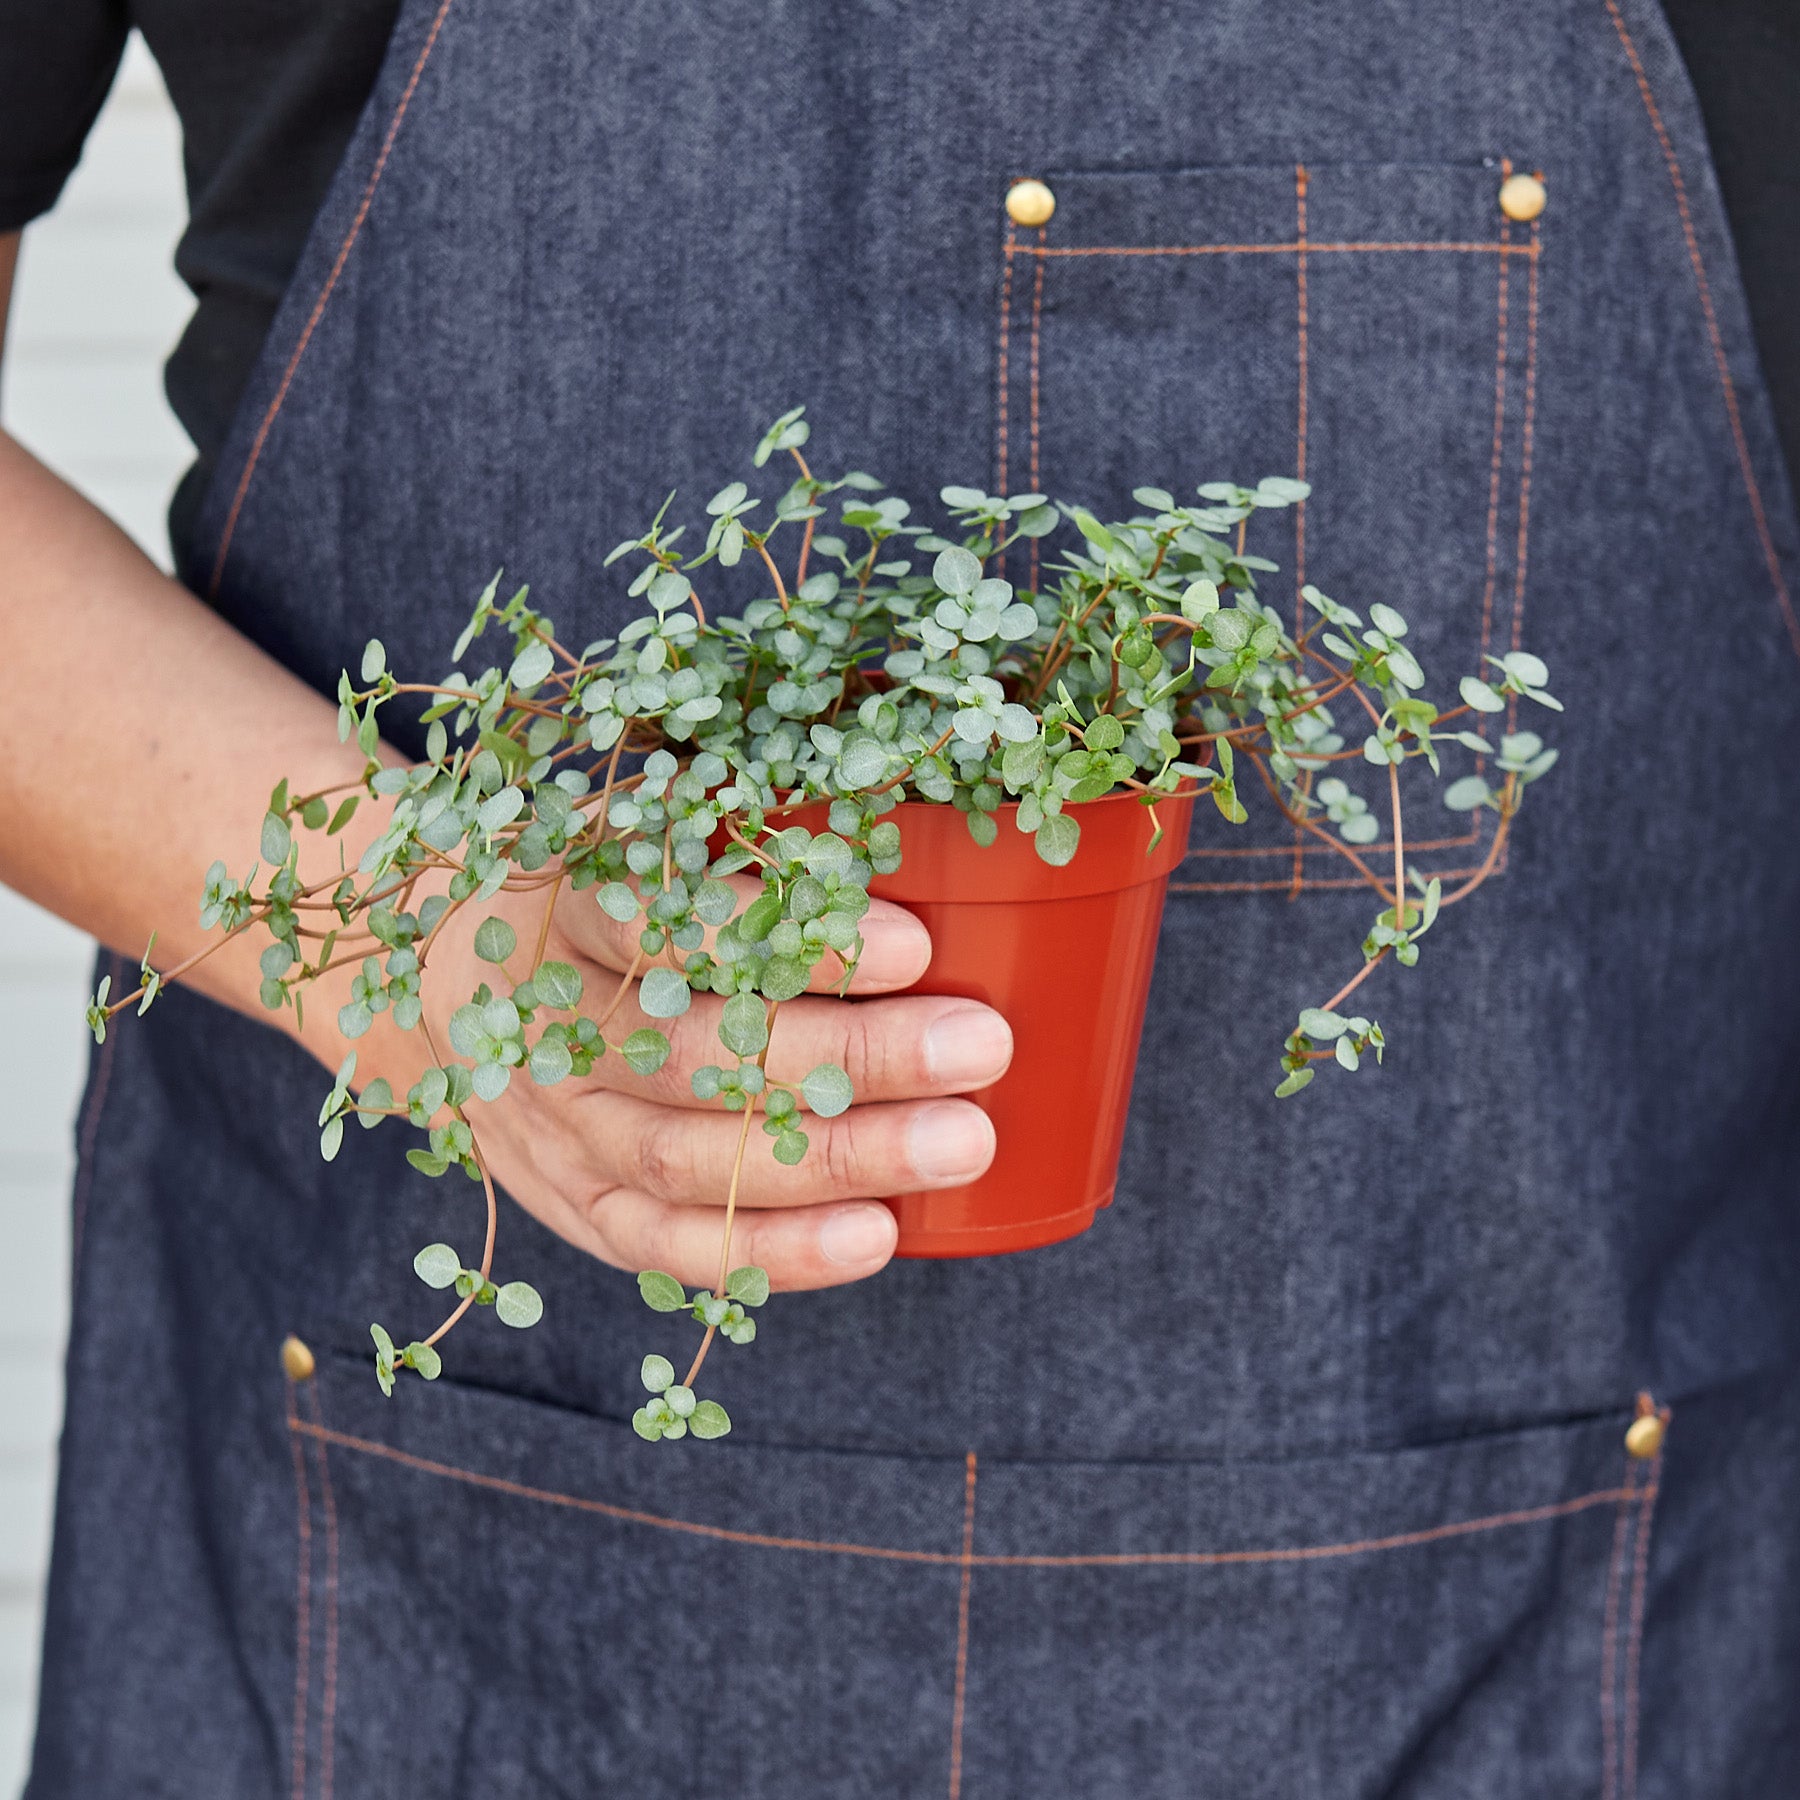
0,0,131,232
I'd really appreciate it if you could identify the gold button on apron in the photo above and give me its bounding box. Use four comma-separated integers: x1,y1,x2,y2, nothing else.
1498,171,1547,222
280,1334,317,1381
1005,178,1056,227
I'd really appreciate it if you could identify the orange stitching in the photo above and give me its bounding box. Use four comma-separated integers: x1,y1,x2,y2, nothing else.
1621,1443,1664,1800
1598,1463,1637,1800
293,1419,956,1562
69,951,122,1274
1025,241,1530,259
1182,827,1484,864
964,1488,1640,1567
285,1403,313,1800
1171,860,1495,895
1477,221,1513,668
1028,227,1046,594
1604,0,1800,663
309,1383,341,1800
207,0,460,598
1293,163,1311,634
1179,832,1485,863
1511,230,1541,658
947,1451,978,1800
996,234,1014,500
1289,164,1311,897
289,1416,1638,1569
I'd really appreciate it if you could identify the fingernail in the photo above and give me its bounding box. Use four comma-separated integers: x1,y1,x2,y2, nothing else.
819,1204,897,1265
924,1006,1014,1086
908,1101,996,1182
859,911,932,985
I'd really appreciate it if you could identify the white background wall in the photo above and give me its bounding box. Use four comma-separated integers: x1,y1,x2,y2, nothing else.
0,38,189,1789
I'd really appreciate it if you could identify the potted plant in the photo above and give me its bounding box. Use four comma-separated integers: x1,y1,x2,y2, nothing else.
86,407,1561,1443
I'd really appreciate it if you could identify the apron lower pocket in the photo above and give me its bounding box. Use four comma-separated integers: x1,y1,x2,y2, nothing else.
287,1357,1654,1799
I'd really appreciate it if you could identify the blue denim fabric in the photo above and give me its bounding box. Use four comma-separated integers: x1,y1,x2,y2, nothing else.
27,1,1800,1793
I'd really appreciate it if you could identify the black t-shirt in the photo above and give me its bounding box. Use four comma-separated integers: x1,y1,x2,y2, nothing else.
0,0,400,554
1,0,1795,564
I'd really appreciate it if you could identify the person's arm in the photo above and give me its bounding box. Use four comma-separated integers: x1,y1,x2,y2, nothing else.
0,232,389,1044
0,230,1012,1288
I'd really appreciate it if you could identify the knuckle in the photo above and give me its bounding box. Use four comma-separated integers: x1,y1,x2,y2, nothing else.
816,1115,869,1196
639,1201,691,1278
578,1179,623,1246
631,1110,691,1202
839,1003,899,1095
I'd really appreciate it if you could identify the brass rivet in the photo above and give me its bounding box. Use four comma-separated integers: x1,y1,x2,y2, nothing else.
1624,1413,1666,1460
1498,172,1547,223
1006,178,1056,228
281,1335,317,1382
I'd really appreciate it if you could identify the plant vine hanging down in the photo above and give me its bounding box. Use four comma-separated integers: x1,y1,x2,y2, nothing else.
85,407,1561,1439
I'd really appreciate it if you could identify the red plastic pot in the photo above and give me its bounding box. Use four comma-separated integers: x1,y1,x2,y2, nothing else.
859,786,1196,1257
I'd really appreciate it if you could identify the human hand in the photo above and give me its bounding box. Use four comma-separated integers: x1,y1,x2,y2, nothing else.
355,875,1012,1291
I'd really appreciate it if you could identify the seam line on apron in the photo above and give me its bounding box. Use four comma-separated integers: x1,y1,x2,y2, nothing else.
286,1409,313,1800
1619,1448,1663,1800
947,1451,978,1800
1020,241,1534,258
1027,226,1046,599
1603,0,1800,662
309,1380,343,1800
289,1415,1645,1569
1598,1461,1635,1800
208,0,461,598
995,222,1013,502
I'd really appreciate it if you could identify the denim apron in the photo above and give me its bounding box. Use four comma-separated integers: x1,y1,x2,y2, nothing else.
29,2,1800,1794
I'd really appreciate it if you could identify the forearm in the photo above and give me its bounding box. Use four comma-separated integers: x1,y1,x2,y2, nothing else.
0,424,388,1067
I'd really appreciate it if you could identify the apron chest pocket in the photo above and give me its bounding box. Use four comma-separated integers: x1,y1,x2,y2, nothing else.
997,161,1545,895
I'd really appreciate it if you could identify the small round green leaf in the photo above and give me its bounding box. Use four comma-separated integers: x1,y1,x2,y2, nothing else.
509,640,555,689
413,1242,462,1289
533,960,583,1009
476,785,527,834
933,546,982,596
638,967,692,1019
494,1281,543,1328
690,1400,732,1439
474,916,517,963
801,1063,853,1118
641,1354,675,1393
529,1034,574,1085
637,1269,687,1312
261,811,292,866
598,881,640,923
622,1028,671,1075
720,990,770,1057
726,1265,771,1307
1459,676,1506,714
1035,812,1080,867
